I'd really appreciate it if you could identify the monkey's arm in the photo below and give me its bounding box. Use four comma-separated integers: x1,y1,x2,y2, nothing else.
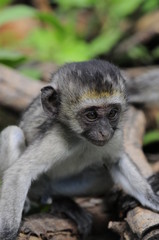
0,130,68,240
110,153,159,212
0,126,25,176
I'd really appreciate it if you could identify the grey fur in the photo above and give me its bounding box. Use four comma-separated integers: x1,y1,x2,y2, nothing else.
0,60,159,240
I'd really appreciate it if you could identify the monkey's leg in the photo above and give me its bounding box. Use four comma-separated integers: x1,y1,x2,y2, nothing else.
49,166,112,237
50,196,92,238
47,167,111,237
0,133,68,240
110,153,159,212
0,126,25,176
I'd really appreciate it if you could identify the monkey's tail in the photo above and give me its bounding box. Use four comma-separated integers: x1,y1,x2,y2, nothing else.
126,70,159,108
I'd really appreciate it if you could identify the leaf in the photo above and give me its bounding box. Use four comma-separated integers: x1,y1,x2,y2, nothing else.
143,131,159,145
19,68,41,80
54,0,96,9
27,27,91,63
142,0,159,13
128,45,151,61
89,29,121,57
37,12,65,36
0,5,36,26
110,0,143,18
152,47,159,59
0,0,12,8
54,39,90,63
0,49,26,66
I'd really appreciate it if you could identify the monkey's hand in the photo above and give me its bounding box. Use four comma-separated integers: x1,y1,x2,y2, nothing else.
51,196,92,238
148,172,159,195
110,154,159,212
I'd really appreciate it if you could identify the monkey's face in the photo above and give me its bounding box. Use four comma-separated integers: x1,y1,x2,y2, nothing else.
41,60,127,146
77,103,122,146
41,84,126,147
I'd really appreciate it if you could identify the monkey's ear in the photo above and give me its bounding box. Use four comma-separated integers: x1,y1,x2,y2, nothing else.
41,86,60,118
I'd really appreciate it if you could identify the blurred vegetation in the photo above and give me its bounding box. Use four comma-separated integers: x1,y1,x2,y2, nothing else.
144,114,159,146
0,0,159,70
144,130,159,145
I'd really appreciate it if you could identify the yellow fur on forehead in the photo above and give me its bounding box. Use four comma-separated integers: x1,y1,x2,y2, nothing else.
81,90,121,101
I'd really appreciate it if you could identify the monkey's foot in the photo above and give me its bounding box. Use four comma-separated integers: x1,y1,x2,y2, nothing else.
51,196,92,238
105,188,139,218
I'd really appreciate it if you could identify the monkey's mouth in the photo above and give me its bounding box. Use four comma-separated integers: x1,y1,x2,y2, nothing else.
88,138,108,146
81,130,113,146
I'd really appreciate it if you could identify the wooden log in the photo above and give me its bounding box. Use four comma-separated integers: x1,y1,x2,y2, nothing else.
18,197,113,240
19,214,79,240
127,70,159,108
126,207,159,240
108,221,136,240
0,63,159,114
152,161,159,173
0,64,45,111
123,106,153,177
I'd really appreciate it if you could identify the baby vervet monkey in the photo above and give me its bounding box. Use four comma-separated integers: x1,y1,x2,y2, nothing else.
0,60,159,240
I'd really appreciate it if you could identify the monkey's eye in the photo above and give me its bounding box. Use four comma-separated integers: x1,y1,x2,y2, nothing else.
85,110,98,121
108,108,118,120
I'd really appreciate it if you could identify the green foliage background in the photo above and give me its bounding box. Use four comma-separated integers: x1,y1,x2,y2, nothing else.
0,0,159,66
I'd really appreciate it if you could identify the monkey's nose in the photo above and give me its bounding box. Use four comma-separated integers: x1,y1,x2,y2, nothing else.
99,130,110,141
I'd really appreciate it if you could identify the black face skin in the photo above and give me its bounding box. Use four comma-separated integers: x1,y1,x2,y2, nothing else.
77,104,121,146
